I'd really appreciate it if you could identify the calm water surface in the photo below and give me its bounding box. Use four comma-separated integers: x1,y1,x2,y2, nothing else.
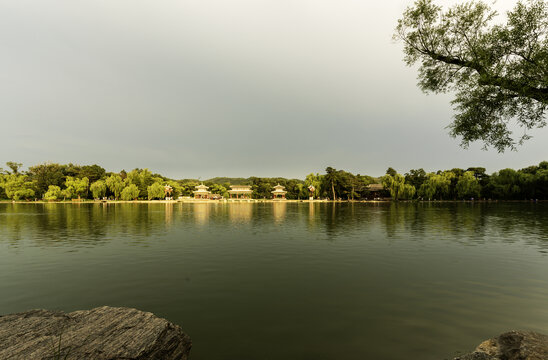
1,202,548,359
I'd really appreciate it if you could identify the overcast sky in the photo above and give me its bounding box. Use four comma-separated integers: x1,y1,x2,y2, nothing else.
1,0,546,179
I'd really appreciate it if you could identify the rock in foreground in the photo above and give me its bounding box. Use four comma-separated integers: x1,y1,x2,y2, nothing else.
0,306,191,360
455,331,548,360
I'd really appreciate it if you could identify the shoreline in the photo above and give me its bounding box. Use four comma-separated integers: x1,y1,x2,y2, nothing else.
0,199,545,204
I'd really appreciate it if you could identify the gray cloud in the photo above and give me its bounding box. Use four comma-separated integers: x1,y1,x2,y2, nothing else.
1,0,546,178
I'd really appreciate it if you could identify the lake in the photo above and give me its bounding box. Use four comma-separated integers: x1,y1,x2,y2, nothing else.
1,202,547,359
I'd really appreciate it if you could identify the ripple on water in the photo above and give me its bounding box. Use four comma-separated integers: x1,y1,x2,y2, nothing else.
0,202,548,360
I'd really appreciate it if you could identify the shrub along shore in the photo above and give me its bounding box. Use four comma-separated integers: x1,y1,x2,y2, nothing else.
1,161,547,202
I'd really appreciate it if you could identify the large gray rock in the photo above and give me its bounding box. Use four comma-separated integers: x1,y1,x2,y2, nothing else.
455,331,548,360
0,306,192,360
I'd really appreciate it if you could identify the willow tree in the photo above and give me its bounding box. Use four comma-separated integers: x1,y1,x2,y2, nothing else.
90,180,107,199
396,0,548,151
65,177,89,200
419,172,454,200
456,171,481,199
106,174,124,200
121,184,140,201
382,173,406,200
44,185,62,201
2,174,35,200
383,173,416,200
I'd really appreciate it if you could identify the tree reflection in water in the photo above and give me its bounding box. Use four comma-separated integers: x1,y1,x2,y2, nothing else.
1,202,547,252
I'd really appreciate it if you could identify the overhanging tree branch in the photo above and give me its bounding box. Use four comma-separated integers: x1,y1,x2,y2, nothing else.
395,0,548,151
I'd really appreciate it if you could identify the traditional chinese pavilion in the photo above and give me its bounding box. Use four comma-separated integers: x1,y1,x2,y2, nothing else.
193,184,211,199
308,185,315,200
271,184,287,200
164,184,173,200
228,185,252,199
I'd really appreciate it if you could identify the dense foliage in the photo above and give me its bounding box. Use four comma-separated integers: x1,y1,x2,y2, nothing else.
396,0,548,151
0,161,547,201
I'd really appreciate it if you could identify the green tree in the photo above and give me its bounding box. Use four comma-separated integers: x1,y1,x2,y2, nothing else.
324,167,339,200
337,171,356,200
125,169,140,186
382,173,415,200
61,189,71,200
296,183,307,199
385,167,397,177
105,174,124,200
90,180,107,199
2,174,35,200
65,177,89,200
400,184,417,200
147,182,165,200
6,161,23,174
125,168,154,198
456,171,481,199
440,171,456,199
121,184,140,200
534,167,548,198
28,162,65,198
405,168,427,189
382,173,404,200
489,168,522,199
0,174,6,198
44,185,62,201
518,171,536,198
165,181,183,199
250,177,272,199
418,176,436,200
285,179,305,200
209,183,228,198
305,173,322,198
396,0,548,151
62,163,82,178
139,169,154,195
466,167,489,187
11,188,35,200
79,164,106,184
419,172,453,200
180,182,198,197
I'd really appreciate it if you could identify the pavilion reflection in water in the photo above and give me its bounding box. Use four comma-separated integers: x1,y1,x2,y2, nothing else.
228,203,253,222
193,203,211,225
272,201,287,222
164,202,173,225
307,201,319,229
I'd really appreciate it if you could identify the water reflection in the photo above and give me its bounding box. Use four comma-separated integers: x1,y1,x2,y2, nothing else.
307,202,318,230
0,203,547,252
228,203,253,223
164,203,173,226
193,203,210,226
1,202,548,360
272,202,287,223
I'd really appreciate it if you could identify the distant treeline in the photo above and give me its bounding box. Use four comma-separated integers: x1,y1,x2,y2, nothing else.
0,161,547,201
